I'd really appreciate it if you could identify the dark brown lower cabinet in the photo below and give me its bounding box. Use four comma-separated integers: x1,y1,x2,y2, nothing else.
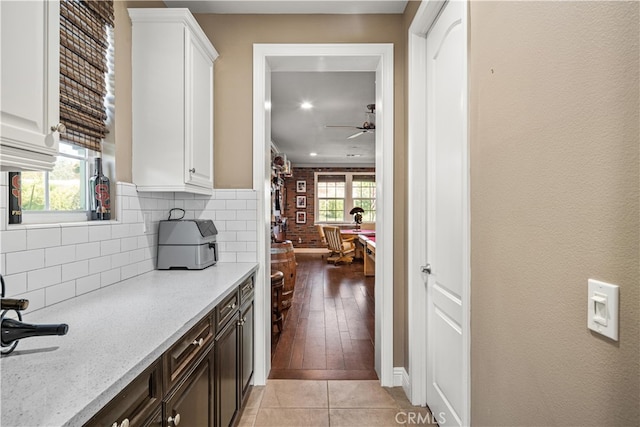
164,346,214,427
214,312,239,427
86,274,255,427
239,300,254,403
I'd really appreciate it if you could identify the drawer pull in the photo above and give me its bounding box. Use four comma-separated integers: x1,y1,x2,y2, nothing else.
226,302,237,310
120,419,130,427
192,338,204,347
168,413,181,426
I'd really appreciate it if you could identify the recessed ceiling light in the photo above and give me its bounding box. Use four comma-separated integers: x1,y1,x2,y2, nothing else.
300,101,313,110
310,152,318,157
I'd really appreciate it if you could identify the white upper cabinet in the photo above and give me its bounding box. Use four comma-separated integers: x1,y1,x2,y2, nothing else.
0,0,61,172
129,8,218,195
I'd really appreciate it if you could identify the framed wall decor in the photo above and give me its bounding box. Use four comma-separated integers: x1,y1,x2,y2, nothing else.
296,195,306,208
296,211,306,224
296,180,306,193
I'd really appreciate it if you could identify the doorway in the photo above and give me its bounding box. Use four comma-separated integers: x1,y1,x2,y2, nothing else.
252,44,395,387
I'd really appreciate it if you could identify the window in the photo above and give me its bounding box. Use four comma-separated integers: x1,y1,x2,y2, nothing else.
22,0,113,223
315,172,376,223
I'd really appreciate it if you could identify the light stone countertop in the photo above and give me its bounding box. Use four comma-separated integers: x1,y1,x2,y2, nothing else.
0,262,258,427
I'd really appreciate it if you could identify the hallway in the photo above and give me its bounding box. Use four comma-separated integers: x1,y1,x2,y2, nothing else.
270,253,377,380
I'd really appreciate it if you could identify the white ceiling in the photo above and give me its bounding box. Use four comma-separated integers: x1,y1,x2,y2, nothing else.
271,72,375,166
162,0,408,14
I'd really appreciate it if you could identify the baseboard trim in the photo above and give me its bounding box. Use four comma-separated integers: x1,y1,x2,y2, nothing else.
393,367,410,399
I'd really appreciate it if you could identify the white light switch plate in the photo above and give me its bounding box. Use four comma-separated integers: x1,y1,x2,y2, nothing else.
587,279,619,341
143,212,151,234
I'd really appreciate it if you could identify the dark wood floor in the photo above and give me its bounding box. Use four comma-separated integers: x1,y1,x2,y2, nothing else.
269,253,377,380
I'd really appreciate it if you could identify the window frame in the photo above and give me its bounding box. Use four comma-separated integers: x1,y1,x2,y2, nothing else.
313,171,376,225
21,142,97,224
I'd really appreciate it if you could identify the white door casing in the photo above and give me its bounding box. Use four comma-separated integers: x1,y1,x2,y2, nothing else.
252,44,394,386
408,0,470,425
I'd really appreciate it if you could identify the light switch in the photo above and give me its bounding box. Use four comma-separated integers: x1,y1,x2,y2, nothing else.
587,279,619,341
143,212,151,234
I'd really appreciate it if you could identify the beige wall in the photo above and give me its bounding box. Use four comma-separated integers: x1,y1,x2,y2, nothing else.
113,0,166,184
469,2,639,425
401,0,421,370
194,13,409,366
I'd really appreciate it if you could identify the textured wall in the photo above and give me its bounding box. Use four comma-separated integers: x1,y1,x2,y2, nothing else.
469,2,639,425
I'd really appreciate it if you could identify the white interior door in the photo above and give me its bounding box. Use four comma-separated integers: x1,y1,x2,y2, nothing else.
425,1,469,426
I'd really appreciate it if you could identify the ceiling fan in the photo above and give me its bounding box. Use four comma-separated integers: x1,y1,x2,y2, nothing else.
325,104,375,139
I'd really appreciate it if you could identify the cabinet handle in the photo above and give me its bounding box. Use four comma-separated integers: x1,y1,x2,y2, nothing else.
120,419,130,427
50,123,66,133
168,413,181,426
189,168,196,173
192,337,204,347
227,302,236,310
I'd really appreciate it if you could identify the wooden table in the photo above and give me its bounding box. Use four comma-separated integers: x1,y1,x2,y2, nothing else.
341,229,375,260
359,235,376,276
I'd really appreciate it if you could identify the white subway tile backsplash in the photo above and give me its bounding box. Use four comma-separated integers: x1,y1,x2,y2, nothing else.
0,183,257,312
121,263,138,280
3,273,27,297
237,210,257,221
111,252,131,268
45,245,76,266
1,229,27,253
61,226,89,245
75,242,101,261
6,249,45,274
100,239,121,256
89,225,111,241
227,221,247,231
237,252,257,262
111,223,130,239
226,200,246,210
45,280,76,306
27,266,62,291
101,268,120,287
76,274,101,295
62,260,89,282
27,227,61,250
236,231,257,242
121,237,138,252
216,210,236,221
89,256,111,274
205,199,226,210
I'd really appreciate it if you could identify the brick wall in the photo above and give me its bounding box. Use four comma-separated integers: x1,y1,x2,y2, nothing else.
281,167,374,248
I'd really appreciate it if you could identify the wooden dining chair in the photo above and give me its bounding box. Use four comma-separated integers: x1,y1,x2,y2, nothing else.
323,226,355,264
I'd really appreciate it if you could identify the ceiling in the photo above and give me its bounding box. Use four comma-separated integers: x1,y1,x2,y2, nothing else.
162,1,400,167
271,72,375,167
162,1,408,14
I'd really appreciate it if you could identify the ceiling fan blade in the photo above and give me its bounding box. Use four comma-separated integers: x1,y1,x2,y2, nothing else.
347,131,365,139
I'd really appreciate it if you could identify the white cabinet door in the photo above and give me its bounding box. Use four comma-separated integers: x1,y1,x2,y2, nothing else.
184,31,214,189
0,0,59,171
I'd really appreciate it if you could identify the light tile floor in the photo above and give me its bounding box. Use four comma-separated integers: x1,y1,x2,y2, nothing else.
238,380,438,427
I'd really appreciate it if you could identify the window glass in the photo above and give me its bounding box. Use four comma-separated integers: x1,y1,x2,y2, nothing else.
315,173,375,223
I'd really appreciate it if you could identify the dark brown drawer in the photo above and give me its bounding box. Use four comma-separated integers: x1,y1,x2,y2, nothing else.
215,290,239,333
84,360,162,427
163,315,214,391
240,276,254,306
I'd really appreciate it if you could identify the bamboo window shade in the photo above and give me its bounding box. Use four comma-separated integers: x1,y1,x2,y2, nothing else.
60,0,114,152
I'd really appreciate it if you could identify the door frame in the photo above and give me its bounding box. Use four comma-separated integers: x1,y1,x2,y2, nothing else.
407,0,471,422
252,43,395,386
